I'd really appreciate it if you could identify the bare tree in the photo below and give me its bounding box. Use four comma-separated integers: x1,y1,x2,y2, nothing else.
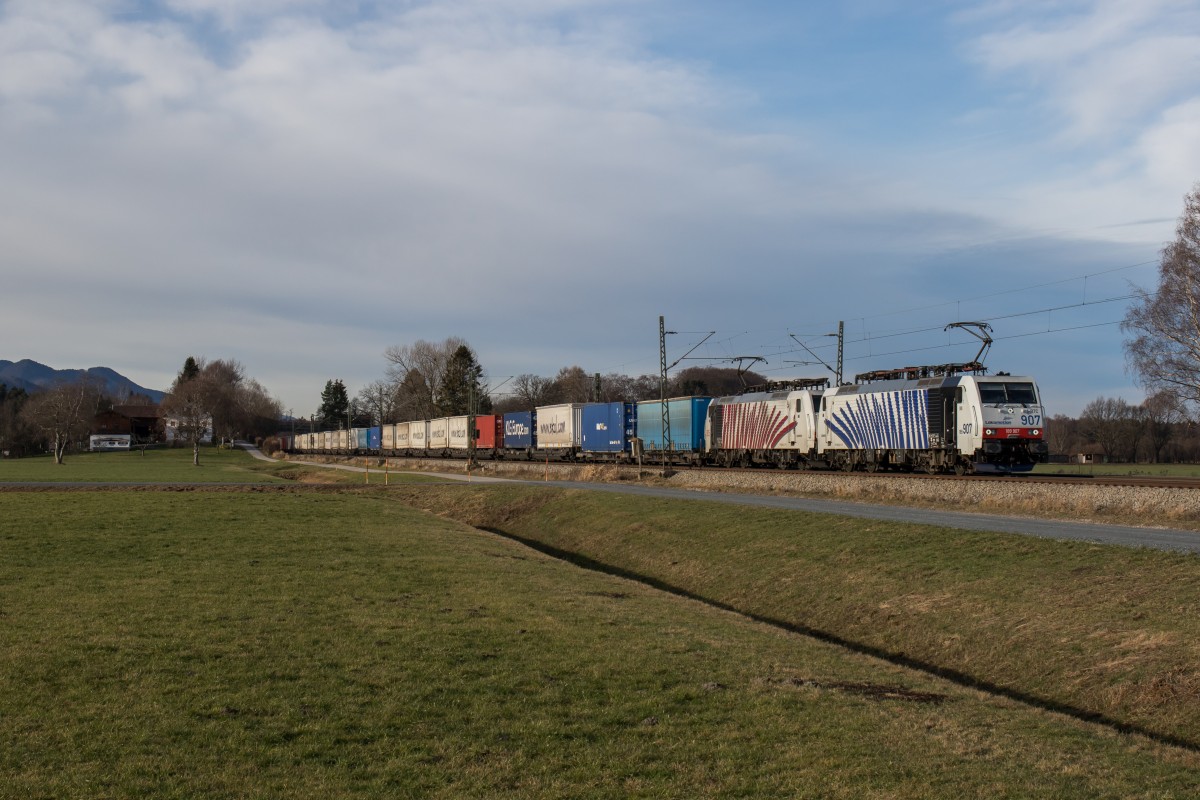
384,338,467,419
1044,413,1082,457
549,365,592,404
202,358,247,444
1124,183,1200,410
22,380,102,464
510,373,555,409
357,379,396,425
1079,396,1142,463
162,359,215,466
1141,391,1186,463
238,378,284,441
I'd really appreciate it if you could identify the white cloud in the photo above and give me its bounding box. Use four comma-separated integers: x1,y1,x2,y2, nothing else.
1136,98,1200,190
0,0,1187,414
967,0,1200,141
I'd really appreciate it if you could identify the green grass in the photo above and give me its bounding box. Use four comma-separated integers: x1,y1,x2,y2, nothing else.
0,447,443,486
3,489,1199,797
1035,461,1200,477
400,484,1200,749
0,446,290,483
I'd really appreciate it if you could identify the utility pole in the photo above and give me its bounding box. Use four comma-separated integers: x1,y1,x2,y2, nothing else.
789,321,844,385
836,320,844,385
467,384,477,469
659,315,672,477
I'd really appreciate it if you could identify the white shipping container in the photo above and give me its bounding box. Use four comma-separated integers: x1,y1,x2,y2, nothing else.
535,403,584,449
382,424,396,450
407,420,428,451
448,416,471,449
395,422,411,450
428,418,449,449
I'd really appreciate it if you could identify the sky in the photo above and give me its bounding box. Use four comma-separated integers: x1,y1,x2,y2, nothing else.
2,0,1198,417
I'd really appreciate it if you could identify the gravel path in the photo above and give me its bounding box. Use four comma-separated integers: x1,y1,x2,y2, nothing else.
262,449,1200,554
543,479,1200,554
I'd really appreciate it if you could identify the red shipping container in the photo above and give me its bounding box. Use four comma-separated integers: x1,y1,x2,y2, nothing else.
474,415,502,449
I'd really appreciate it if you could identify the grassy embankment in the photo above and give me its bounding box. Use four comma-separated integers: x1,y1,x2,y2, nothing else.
3,487,1200,797
395,484,1200,751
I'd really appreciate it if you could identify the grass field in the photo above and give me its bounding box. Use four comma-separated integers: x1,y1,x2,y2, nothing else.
0,446,294,483
1034,461,1200,477
399,484,1200,750
0,447,442,485
3,487,1199,797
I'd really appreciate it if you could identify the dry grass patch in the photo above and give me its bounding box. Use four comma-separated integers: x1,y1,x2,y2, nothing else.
390,483,1200,748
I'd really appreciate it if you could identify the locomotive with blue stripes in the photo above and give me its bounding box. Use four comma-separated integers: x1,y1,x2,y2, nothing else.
814,370,1047,474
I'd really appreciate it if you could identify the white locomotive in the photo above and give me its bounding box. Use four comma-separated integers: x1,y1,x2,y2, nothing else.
818,370,1046,474
705,368,1048,474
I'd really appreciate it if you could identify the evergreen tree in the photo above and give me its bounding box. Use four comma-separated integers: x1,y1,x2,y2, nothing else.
437,346,487,415
179,356,201,383
318,379,350,428
0,384,33,456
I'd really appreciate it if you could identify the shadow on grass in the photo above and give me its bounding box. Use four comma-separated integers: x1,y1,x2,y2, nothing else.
480,525,1200,754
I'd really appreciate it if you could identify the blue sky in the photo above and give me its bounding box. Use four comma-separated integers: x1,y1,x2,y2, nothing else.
2,0,1198,416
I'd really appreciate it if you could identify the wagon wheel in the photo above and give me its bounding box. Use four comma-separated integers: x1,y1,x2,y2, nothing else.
953,462,968,476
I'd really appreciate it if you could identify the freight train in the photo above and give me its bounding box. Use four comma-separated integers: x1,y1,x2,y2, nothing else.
283,365,1049,475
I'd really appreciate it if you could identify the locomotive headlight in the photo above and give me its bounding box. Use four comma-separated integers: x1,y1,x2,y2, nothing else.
984,428,995,436
1032,428,1041,436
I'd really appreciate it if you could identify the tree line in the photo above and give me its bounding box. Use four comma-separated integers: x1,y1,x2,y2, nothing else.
1,379,157,463
0,356,282,465
1047,393,1195,463
308,337,768,430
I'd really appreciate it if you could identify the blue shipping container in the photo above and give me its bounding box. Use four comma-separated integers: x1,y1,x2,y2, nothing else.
581,403,634,453
503,412,536,448
635,397,713,452
367,427,381,450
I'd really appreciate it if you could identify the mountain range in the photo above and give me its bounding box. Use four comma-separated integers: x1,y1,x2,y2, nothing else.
0,359,166,403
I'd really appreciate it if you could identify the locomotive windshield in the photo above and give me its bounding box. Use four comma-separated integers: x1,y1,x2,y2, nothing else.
978,381,1038,405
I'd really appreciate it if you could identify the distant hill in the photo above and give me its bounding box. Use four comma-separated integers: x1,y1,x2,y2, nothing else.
0,359,166,403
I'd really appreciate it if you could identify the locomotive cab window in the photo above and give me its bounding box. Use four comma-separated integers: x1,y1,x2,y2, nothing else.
979,382,1038,405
